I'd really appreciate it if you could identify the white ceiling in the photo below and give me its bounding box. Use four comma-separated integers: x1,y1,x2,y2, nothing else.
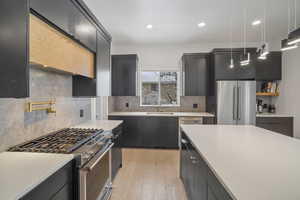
84,0,300,45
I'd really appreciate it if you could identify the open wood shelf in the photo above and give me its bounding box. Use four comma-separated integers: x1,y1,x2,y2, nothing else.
256,92,279,97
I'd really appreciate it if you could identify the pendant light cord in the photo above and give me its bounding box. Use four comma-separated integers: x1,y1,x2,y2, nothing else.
288,0,291,34
264,0,267,43
295,0,297,30
230,0,233,61
243,3,247,55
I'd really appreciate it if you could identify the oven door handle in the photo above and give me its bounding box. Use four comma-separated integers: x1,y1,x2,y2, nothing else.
83,143,114,172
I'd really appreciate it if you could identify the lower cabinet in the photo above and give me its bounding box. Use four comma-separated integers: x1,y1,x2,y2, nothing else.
203,117,215,124
180,132,232,200
20,160,76,200
108,116,179,149
256,117,293,137
111,124,123,181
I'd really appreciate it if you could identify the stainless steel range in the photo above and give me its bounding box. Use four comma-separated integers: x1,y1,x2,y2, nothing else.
8,128,113,200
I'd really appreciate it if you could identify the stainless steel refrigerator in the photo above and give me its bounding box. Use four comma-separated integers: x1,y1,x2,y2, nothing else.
216,81,256,125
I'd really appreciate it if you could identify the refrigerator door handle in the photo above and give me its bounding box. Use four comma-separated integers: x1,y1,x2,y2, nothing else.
237,87,241,120
233,87,236,120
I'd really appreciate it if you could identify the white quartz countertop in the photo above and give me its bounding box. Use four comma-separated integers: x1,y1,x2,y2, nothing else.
108,112,214,117
256,113,294,117
0,152,74,200
72,120,123,130
181,125,300,200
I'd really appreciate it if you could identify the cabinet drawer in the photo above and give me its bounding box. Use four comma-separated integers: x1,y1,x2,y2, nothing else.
207,168,233,200
20,161,74,200
256,117,293,137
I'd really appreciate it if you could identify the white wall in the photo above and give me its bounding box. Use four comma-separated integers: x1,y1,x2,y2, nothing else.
111,42,260,71
273,44,300,138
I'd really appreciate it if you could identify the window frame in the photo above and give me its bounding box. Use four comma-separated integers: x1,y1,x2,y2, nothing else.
140,70,181,107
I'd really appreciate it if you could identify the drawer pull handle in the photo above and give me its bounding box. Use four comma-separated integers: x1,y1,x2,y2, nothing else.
190,156,196,160
181,139,188,144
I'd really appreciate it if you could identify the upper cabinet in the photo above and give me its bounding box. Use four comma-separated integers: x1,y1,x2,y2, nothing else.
0,0,111,98
0,0,29,98
30,14,95,78
30,0,97,52
111,55,138,96
182,53,210,96
30,0,75,35
255,51,282,81
211,48,257,80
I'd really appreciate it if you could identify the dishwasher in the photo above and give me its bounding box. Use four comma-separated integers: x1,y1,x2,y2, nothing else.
178,117,203,149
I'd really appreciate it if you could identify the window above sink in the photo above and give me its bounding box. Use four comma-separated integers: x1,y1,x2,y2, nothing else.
140,71,180,107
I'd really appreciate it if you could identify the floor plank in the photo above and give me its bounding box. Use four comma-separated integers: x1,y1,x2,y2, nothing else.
110,148,187,200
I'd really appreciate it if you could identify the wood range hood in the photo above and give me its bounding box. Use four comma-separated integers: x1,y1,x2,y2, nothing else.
29,14,95,79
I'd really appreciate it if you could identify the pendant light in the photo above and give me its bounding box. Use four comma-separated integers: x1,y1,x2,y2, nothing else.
282,0,298,51
258,0,269,60
229,0,235,69
240,3,250,66
287,0,300,45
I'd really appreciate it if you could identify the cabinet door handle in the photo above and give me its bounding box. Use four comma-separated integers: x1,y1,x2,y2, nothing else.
192,160,199,164
181,139,188,144
190,156,196,160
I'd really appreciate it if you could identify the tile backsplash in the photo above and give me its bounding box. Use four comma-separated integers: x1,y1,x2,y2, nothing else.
108,96,206,112
0,67,91,152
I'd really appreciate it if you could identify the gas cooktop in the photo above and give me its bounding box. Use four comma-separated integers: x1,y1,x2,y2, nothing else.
8,128,104,153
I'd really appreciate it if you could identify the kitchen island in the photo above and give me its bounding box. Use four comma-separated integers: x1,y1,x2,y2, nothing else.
0,152,74,200
180,125,300,200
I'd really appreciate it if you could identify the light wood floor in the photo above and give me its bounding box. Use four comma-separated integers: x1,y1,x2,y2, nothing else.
110,148,187,200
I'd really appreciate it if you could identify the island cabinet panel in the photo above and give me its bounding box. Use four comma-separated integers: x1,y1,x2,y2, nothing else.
108,116,179,149
111,55,138,96
20,160,76,200
182,53,210,96
256,117,293,137
180,131,233,200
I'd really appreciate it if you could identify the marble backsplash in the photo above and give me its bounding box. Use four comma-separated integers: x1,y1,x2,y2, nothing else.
0,67,91,152
108,96,206,112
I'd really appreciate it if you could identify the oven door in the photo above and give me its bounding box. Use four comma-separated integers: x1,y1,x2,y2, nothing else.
80,143,113,200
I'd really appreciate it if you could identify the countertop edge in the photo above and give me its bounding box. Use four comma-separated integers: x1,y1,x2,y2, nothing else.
180,126,237,200
108,112,215,117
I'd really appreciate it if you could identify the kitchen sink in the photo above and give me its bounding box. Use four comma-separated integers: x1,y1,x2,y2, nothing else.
146,112,175,115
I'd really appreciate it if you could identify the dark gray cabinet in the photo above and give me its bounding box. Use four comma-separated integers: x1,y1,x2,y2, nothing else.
0,0,29,98
182,53,210,96
108,116,179,149
180,131,233,200
203,117,215,124
30,0,96,52
111,55,138,96
20,160,76,200
212,48,256,80
255,52,282,81
256,117,293,137
30,0,75,35
0,0,110,98
72,31,111,97
73,7,97,52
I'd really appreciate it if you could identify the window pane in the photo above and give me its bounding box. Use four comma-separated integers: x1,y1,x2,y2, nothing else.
160,72,178,105
141,72,159,105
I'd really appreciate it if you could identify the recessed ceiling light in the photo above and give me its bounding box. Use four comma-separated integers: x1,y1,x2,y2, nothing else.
252,20,261,26
146,24,153,29
198,22,206,28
